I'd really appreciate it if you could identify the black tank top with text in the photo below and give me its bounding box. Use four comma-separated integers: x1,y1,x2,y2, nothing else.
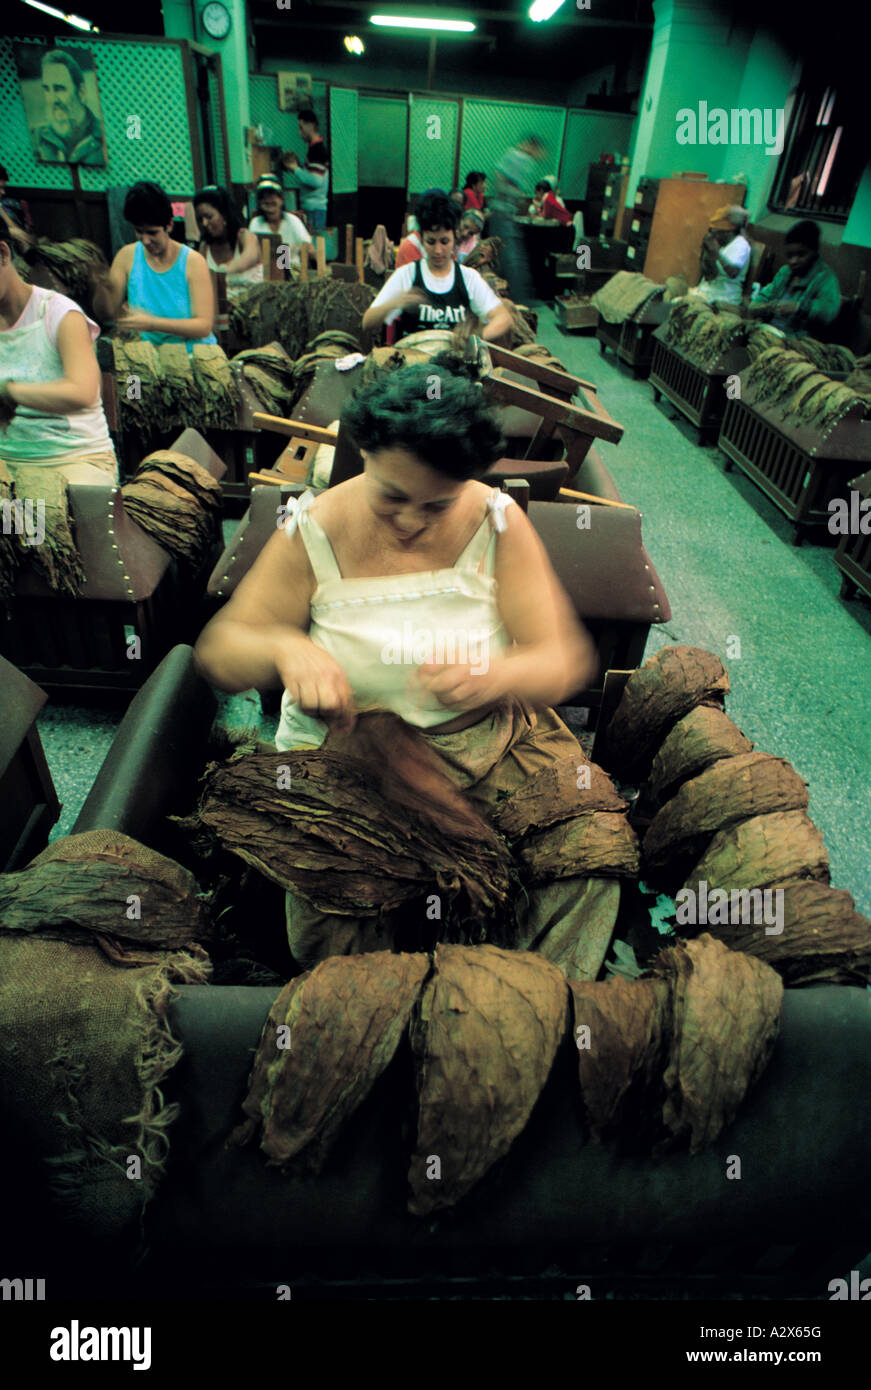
397,258,472,340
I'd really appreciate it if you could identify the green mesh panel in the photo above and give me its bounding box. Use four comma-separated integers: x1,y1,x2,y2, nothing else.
249,73,301,149
330,88,358,194
559,109,636,199
408,96,459,195
207,63,228,188
459,101,566,195
1,35,195,194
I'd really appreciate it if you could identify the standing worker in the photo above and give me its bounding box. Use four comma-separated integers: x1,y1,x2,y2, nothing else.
281,108,330,231
489,134,546,307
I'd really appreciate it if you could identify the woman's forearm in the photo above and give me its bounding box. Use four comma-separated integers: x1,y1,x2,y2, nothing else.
6,378,98,413
143,313,213,340
500,633,597,707
193,619,308,693
482,305,513,341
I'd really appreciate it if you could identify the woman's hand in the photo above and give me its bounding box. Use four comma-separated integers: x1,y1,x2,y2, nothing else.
282,152,299,171
774,299,799,316
394,290,426,311
117,304,155,333
415,659,508,711
274,633,357,731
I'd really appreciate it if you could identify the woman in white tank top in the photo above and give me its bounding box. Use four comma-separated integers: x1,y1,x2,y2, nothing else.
194,360,599,968
194,186,263,300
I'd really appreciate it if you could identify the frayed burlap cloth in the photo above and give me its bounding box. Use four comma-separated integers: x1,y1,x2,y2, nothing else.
0,828,211,1239
592,271,664,323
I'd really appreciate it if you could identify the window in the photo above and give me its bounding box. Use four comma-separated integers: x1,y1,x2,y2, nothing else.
770,75,863,223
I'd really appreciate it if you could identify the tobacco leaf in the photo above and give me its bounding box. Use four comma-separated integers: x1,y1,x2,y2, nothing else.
643,752,809,879
647,705,754,803
0,460,19,598
690,880,871,987
569,974,672,1143
121,450,222,569
227,981,300,1149
407,944,571,1214
516,810,640,881
650,935,783,1154
492,756,625,840
197,740,513,938
604,646,730,784
682,810,829,899
0,829,208,948
244,952,430,1172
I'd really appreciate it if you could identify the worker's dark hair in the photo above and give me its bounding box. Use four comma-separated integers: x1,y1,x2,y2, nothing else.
41,48,86,94
297,108,319,127
0,165,8,182
123,181,173,228
415,191,460,235
341,361,505,481
194,185,244,247
535,180,552,194
463,171,484,189
785,219,820,251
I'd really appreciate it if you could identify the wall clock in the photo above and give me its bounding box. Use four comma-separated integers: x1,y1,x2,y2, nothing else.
202,2,232,39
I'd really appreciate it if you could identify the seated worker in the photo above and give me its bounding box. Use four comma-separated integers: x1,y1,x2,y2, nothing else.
529,180,573,226
91,181,216,352
195,185,263,299
463,171,487,213
248,174,314,270
457,209,484,263
692,205,751,308
396,187,448,268
361,191,512,344
747,219,841,338
0,223,117,485
192,361,598,968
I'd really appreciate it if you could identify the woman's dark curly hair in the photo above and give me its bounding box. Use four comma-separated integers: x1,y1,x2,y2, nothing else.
415,191,460,235
340,360,505,480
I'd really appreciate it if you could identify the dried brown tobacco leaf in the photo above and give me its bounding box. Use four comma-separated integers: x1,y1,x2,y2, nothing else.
693,880,871,987
647,706,754,803
0,459,19,597
517,811,640,882
408,944,571,1214
492,756,626,840
569,974,671,1142
198,744,513,933
249,953,429,1172
0,829,208,947
643,753,809,876
650,935,782,1154
605,646,730,783
229,980,306,1149
682,810,829,899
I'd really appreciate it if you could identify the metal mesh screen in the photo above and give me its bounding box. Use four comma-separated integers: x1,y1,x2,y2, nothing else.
459,100,566,194
408,96,459,195
1,35,195,193
560,109,636,199
249,73,304,148
330,87,358,194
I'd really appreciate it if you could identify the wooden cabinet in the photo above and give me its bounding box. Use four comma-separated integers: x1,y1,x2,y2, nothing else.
625,177,746,285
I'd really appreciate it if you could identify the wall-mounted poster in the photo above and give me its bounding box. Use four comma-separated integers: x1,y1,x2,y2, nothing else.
14,41,107,167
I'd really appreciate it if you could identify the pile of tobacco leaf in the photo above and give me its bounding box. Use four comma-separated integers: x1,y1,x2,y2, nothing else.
121,449,223,569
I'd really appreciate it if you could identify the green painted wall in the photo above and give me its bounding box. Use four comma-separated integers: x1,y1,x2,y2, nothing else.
844,164,871,248
358,96,407,187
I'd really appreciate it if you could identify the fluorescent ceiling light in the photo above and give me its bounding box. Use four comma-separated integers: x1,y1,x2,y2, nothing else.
22,0,99,29
529,0,567,20
370,16,477,33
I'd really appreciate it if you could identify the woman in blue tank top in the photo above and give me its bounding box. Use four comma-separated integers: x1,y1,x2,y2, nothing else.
91,181,216,352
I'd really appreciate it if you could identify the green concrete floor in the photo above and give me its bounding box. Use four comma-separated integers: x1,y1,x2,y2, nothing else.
36,307,871,915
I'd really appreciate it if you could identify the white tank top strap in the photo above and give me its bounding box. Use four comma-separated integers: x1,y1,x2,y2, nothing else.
279,489,343,585
455,488,515,576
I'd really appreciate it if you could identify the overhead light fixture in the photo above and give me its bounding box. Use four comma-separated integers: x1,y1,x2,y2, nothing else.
22,0,100,30
343,35,365,54
370,15,476,33
529,0,567,20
